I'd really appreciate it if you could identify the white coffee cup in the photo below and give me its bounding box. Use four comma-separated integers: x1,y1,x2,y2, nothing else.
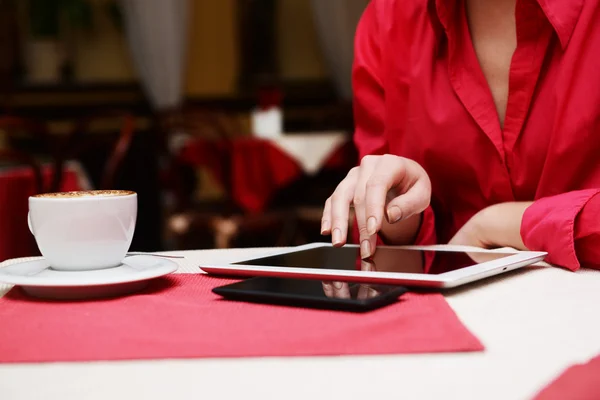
28,190,137,271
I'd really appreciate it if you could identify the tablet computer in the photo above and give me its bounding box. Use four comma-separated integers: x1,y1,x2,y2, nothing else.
200,243,547,289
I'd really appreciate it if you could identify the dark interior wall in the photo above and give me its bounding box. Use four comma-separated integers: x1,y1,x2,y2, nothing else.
75,127,163,252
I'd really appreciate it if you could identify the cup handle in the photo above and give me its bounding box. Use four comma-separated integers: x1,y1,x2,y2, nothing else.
27,212,34,236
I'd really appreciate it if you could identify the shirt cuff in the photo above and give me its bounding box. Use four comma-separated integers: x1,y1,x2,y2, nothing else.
521,189,600,271
417,206,437,273
414,206,436,246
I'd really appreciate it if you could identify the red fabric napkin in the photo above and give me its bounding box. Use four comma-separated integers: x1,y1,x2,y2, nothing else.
178,137,356,213
177,138,229,186
230,138,301,213
179,138,302,213
533,355,600,400
0,166,81,261
0,274,483,363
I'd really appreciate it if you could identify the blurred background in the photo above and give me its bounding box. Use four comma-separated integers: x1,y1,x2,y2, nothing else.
0,0,368,261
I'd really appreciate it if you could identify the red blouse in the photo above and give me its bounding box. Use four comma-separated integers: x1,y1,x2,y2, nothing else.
352,0,600,270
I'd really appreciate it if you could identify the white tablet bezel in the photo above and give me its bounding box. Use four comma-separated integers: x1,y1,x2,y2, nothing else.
199,243,547,289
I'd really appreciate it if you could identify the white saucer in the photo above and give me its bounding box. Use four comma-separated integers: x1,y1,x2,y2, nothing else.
0,255,178,300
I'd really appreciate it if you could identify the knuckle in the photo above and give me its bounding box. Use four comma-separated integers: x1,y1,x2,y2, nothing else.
391,156,408,170
331,191,350,205
414,189,432,208
381,154,397,164
352,194,364,206
337,173,357,192
330,193,341,206
360,155,377,166
329,203,349,220
366,176,387,190
331,214,348,227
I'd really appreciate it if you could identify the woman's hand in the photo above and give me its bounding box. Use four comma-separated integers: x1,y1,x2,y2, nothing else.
321,154,432,259
449,202,533,250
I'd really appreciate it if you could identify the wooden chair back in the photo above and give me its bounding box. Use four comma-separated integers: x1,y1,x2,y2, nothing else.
60,111,136,190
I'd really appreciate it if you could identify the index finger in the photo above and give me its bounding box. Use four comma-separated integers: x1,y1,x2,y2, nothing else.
364,155,408,229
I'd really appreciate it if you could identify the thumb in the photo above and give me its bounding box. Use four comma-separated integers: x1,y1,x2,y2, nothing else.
385,177,431,223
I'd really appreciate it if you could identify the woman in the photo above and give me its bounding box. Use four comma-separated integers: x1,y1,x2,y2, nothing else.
320,0,600,271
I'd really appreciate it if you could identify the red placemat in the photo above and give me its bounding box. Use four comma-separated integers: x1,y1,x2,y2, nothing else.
533,355,600,400
0,274,482,363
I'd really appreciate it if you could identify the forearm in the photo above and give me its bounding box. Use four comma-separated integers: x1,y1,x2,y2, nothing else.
449,202,531,251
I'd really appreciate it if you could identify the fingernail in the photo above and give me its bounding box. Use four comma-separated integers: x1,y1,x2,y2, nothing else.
387,206,402,223
367,217,377,235
361,240,371,259
333,281,343,289
321,220,330,234
332,228,342,245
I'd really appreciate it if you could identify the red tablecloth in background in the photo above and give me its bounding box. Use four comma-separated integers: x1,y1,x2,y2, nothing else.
178,137,355,213
0,166,81,261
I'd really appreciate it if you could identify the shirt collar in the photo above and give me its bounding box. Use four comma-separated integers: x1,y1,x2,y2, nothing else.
536,0,584,48
429,0,584,49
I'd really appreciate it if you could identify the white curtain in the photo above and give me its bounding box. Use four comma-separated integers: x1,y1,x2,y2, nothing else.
310,0,369,100
120,0,189,111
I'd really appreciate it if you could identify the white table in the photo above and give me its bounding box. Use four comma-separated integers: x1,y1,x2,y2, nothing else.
267,132,348,175
1,248,599,400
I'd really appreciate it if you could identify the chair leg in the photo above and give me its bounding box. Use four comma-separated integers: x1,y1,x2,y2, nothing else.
277,212,300,247
212,217,239,249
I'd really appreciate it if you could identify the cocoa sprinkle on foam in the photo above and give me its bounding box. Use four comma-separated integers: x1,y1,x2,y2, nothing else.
34,190,135,198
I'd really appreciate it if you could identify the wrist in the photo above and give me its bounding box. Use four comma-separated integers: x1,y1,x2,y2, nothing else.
478,202,532,250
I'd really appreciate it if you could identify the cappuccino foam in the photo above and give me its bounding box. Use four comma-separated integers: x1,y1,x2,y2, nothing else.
34,190,135,199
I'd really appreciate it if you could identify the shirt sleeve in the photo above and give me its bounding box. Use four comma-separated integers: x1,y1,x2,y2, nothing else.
521,189,600,271
351,2,437,249
352,1,387,159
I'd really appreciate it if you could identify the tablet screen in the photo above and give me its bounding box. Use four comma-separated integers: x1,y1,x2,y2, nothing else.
234,246,515,275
